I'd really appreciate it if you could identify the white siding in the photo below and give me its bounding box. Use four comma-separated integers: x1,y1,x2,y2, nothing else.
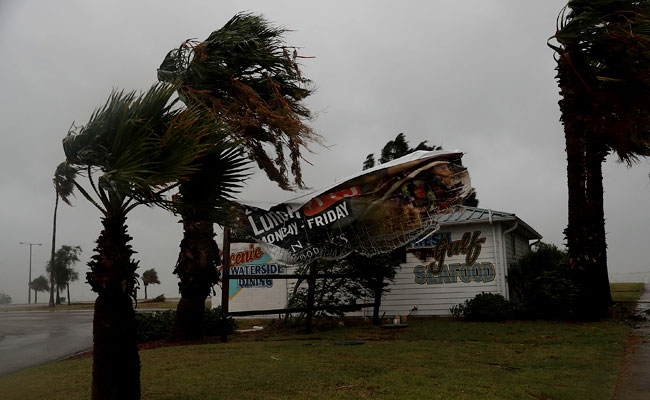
380,223,504,316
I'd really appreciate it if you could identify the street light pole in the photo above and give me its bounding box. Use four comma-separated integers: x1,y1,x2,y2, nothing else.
20,242,42,304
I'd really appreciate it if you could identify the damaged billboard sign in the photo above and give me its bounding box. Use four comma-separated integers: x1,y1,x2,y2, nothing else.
236,150,472,265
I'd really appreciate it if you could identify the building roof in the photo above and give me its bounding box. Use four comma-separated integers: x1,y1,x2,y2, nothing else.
436,206,542,240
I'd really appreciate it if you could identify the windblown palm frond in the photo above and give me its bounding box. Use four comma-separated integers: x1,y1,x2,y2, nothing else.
53,161,76,206
62,83,215,214
172,122,250,224
551,0,650,163
158,12,321,190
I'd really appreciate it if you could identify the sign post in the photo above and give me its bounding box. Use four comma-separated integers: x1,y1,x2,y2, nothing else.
221,227,231,343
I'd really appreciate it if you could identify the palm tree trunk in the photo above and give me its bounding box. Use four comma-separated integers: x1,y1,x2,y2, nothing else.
586,138,612,316
67,284,71,306
169,219,220,341
144,284,148,300
558,53,594,317
49,192,58,308
89,214,140,400
34,291,37,304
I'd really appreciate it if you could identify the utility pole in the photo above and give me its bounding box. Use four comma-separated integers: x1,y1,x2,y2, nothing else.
20,242,42,304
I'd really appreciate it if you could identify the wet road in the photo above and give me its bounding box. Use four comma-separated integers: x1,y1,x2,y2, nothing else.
0,311,93,376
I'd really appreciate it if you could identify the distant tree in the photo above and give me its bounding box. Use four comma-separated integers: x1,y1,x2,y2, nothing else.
364,133,478,206
0,291,12,305
362,154,376,171
29,275,49,304
47,245,81,305
141,269,161,300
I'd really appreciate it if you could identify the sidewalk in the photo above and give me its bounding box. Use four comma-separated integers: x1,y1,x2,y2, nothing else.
614,283,650,400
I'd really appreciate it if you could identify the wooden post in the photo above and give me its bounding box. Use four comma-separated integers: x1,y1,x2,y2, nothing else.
220,227,231,343
305,262,316,334
372,269,383,325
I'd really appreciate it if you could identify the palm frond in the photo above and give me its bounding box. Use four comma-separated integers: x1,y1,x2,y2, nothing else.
550,0,650,161
158,12,321,190
62,83,212,215
53,161,77,206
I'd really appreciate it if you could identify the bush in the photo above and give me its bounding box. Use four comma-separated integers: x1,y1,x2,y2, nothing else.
152,294,166,302
450,292,518,321
135,307,236,342
203,306,237,336
135,310,176,342
507,242,579,320
0,291,12,305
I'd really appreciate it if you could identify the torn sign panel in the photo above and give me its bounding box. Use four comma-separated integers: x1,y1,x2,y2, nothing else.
239,150,472,265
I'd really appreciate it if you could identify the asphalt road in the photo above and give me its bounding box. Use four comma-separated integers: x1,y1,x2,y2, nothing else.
0,310,93,377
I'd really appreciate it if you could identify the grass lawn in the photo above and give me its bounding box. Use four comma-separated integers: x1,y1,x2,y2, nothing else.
0,318,632,399
0,284,642,399
610,282,645,302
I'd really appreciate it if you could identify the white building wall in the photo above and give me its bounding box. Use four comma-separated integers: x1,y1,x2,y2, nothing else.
380,222,505,317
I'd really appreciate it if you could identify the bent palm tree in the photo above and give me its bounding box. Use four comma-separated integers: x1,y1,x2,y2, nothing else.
61,83,213,399
141,268,160,299
29,275,49,304
158,13,315,340
48,163,75,307
551,0,650,317
159,12,321,190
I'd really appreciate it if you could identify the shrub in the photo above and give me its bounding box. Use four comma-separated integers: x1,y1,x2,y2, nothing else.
507,242,579,320
0,291,12,305
135,307,236,342
203,306,237,336
152,294,166,302
135,310,176,342
450,292,517,321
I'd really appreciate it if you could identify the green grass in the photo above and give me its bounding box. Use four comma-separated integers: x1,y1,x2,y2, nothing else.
610,282,645,302
0,318,631,400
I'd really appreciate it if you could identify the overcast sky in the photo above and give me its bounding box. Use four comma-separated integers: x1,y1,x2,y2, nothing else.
1,1,649,304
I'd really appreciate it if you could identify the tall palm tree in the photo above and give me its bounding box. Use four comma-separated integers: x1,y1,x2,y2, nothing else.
48,163,75,307
141,268,160,300
158,13,315,340
550,0,650,317
61,83,213,399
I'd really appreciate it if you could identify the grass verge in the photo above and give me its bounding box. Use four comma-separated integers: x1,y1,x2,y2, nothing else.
0,299,210,312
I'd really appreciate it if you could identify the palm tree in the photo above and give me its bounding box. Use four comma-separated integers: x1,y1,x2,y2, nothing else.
29,275,49,304
47,245,81,305
550,0,650,317
48,163,75,308
141,268,160,300
61,83,213,399
167,142,247,340
158,13,316,340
